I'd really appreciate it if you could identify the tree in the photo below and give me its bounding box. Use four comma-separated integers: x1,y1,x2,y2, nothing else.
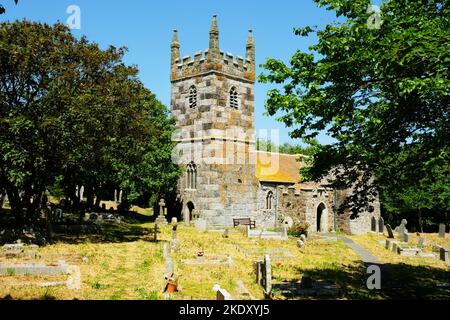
0,0,18,14
0,20,180,227
259,0,449,215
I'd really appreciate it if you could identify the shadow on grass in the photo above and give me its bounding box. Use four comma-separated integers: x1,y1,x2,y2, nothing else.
52,212,158,244
272,262,450,300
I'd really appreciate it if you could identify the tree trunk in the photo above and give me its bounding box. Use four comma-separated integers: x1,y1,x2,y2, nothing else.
417,208,424,233
0,189,5,209
6,187,24,227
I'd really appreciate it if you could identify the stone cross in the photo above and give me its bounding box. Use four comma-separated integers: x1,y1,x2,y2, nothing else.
438,224,446,239
159,199,166,216
378,217,384,234
385,224,395,239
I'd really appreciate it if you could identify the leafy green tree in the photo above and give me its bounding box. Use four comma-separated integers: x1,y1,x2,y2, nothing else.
0,20,180,227
259,0,449,215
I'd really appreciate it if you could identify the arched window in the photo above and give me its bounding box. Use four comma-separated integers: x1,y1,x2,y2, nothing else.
229,87,238,109
186,162,197,189
266,191,273,210
189,86,197,108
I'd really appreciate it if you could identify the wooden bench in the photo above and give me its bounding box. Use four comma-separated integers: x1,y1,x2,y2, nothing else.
233,218,256,229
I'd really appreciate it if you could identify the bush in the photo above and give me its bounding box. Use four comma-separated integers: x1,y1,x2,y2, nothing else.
288,223,310,237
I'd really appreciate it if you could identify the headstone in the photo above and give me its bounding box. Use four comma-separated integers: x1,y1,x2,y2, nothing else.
281,225,288,240
398,219,408,239
403,233,410,243
171,217,178,226
392,242,399,253
300,234,307,243
155,199,168,225
378,217,384,234
371,216,377,232
79,186,84,201
222,229,229,238
385,224,395,239
214,285,233,300
262,254,272,298
283,216,294,228
297,240,305,248
418,237,426,249
183,208,190,226
255,260,263,285
439,224,446,239
440,247,449,262
385,239,391,250
195,219,207,231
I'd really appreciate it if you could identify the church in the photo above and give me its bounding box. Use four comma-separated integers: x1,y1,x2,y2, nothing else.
170,16,380,234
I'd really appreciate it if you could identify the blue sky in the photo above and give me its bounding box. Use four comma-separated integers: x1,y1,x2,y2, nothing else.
0,0,374,145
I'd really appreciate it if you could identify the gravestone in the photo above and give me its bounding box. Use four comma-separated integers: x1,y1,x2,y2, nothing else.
385,224,395,239
255,260,263,285
378,217,384,234
214,285,233,300
171,217,178,226
283,216,294,228
155,199,168,225
371,216,377,232
170,225,180,253
418,237,426,249
300,234,307,242
403,233,410,243
385,239,391,250
262,255,272,298
195,219,207,231
440,247,449,262
297,240,305,248
183,208,190,226
398,219,408,239
153,224,159,242
439,224,446,239
222,229,229,238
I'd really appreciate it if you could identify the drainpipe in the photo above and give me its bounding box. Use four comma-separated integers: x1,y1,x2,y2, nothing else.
333,189,337,232
275,184,279,229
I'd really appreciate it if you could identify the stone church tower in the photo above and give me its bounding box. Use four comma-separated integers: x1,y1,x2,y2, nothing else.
170,16,259,227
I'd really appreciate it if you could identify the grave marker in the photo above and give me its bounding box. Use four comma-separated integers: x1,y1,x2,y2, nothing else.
385,224,395,239
371,216,377,232
439,224,446,239
440,247,449,262
378,217,384,234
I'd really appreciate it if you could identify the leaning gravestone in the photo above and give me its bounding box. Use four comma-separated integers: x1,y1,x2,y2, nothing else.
385,224,395,239
378,217,385,234
439,247,449,262
439,224,446,239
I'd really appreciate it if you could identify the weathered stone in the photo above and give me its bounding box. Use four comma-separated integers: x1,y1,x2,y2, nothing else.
385,224,395,239
439,224,446,238
195,219,207,231
440,247,449,262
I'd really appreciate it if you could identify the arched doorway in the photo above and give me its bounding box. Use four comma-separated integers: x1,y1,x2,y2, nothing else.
187,201,195,221
316,203,327,232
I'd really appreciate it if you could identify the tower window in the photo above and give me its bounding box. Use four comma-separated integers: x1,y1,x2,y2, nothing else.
187,162,197,189
230,87,239,109
189,86,197,108
266,191,273,210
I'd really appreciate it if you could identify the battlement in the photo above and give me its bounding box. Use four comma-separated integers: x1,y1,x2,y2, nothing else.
170,16,255,82
172,50,254,81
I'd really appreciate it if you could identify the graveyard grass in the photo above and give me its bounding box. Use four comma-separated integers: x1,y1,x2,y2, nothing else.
1,212,449,300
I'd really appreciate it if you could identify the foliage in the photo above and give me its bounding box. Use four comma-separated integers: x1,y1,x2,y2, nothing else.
259,0,450,216
256,138,320,156
288,222,310,237
0,20,180,226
